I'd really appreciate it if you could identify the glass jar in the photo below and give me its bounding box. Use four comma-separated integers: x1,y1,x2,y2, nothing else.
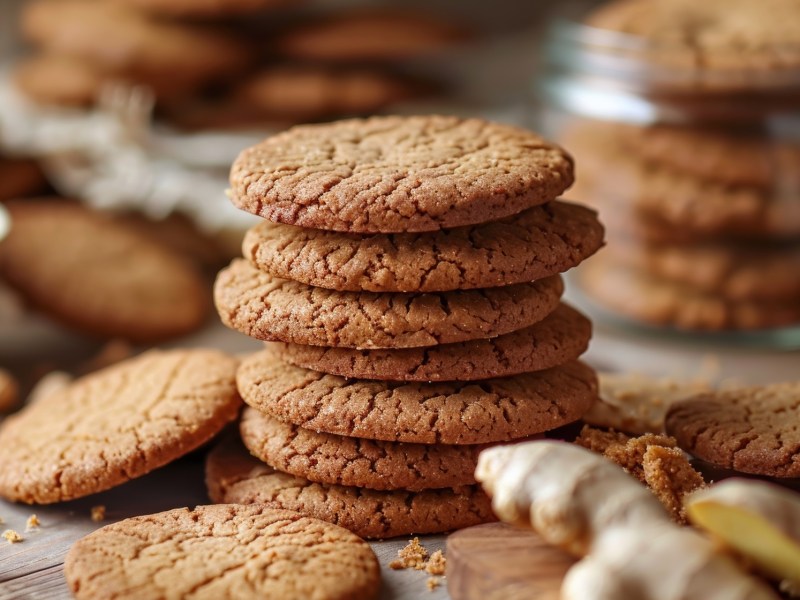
533,2,800,347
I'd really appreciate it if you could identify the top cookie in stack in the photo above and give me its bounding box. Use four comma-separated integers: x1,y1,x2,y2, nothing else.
213,115,605,537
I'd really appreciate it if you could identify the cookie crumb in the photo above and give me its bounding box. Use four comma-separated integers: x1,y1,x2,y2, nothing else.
390,538,428,570
3,529,22,543
91,506,106,522
25,514,40,531
427,577,440,591
425,550,446,575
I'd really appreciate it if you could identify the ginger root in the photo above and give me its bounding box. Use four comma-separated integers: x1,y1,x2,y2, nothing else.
476,440,778,600
687,479,800,590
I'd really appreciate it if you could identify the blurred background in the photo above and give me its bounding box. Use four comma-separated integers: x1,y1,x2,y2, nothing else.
1,0,799,409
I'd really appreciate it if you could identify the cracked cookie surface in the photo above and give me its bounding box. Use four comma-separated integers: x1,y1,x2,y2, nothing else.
229,115,574,233
240,407,482,490
280,303,591,381
243,201,603,292
64,504,380,600
215,258,563,348
206,436,495,539
665,382,800,478
0,349,241,504
237,351,598,444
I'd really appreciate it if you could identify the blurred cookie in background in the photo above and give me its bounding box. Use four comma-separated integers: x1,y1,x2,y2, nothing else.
111,0,300,20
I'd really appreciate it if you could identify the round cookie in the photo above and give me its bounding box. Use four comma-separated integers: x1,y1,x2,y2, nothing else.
240,407,481,491
237,351,598,444
231,66,418,122
243,200,604,292
206,436,496,539
0,158,47,201
603,239,800,302
274,10,466,62
229,115,574,233
22,0,249,92
113,0,296,18
14,55,106,107
64,504,380,600
0,200,210,342
665,383,800,478
0,348,241,504
579,257,800,331
279,303,592,382
215,258,564,349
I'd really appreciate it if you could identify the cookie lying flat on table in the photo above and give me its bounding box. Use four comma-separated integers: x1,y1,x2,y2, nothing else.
0,349,241,504
229,115,574,233
206,436,495,539
280,303,591,382
215,258,563,349
243,201,604,293
64,505,380,600
240,407,481,491
666,382,800,478
237,351,598,444
0,201,210,342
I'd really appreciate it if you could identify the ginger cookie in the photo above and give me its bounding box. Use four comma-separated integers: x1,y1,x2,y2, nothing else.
237,351,598,444
229,115,574,233
206,436,495,539
22,0,249,93
0,201,210,342
279,303,591,382
603,239,800,302
0,158,47,201
113,0,295,18
215,259,563,349
274,10,467,62
0,349,241,504
14,55,105,107
243,200,604,292
579,257,800,331
240,407,481,491
64,504,380,600
665,383,800,478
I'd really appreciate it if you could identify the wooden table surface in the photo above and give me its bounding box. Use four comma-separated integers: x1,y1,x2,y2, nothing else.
1,294,798,600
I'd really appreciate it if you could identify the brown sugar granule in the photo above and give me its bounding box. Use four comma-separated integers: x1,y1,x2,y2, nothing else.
25,514,40,531
427,577,440,591
390,537,428,570
425,550,446,575
3,529,22,543
576,425,705,523
91,506,106,522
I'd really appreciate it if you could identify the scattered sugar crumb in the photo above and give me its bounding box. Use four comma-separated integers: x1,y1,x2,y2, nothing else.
425,550,446,575
390,538,428,570
427,577,440,591
3,530,22,544
25,515,40,531
91,506,106,522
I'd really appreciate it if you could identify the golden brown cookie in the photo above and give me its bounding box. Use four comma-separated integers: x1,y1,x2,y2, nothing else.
0,158,47,201
579,256,800,331
243,200,604,292
274,10,467,62
14,55,105,107
237,351,598,445
113,0,296,18
240,407,481,490
0,201,210,342
666,383,800,478
0,349,241,504
215,258,563,349
22,0,249,94
279,303,592,382
206,436,496,539
64,504,380,600
229,116,574,233
231,65,419,122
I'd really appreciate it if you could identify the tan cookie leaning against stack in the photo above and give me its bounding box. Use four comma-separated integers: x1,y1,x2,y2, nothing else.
211,115,605,538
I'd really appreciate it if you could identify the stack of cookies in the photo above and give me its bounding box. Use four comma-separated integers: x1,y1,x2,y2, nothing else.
561,0,800,332
211,115,605,538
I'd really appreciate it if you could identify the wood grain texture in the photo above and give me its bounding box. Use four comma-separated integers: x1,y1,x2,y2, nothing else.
446,522,575,600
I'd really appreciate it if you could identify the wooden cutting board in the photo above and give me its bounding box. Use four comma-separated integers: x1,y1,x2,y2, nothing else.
446,522,576,600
